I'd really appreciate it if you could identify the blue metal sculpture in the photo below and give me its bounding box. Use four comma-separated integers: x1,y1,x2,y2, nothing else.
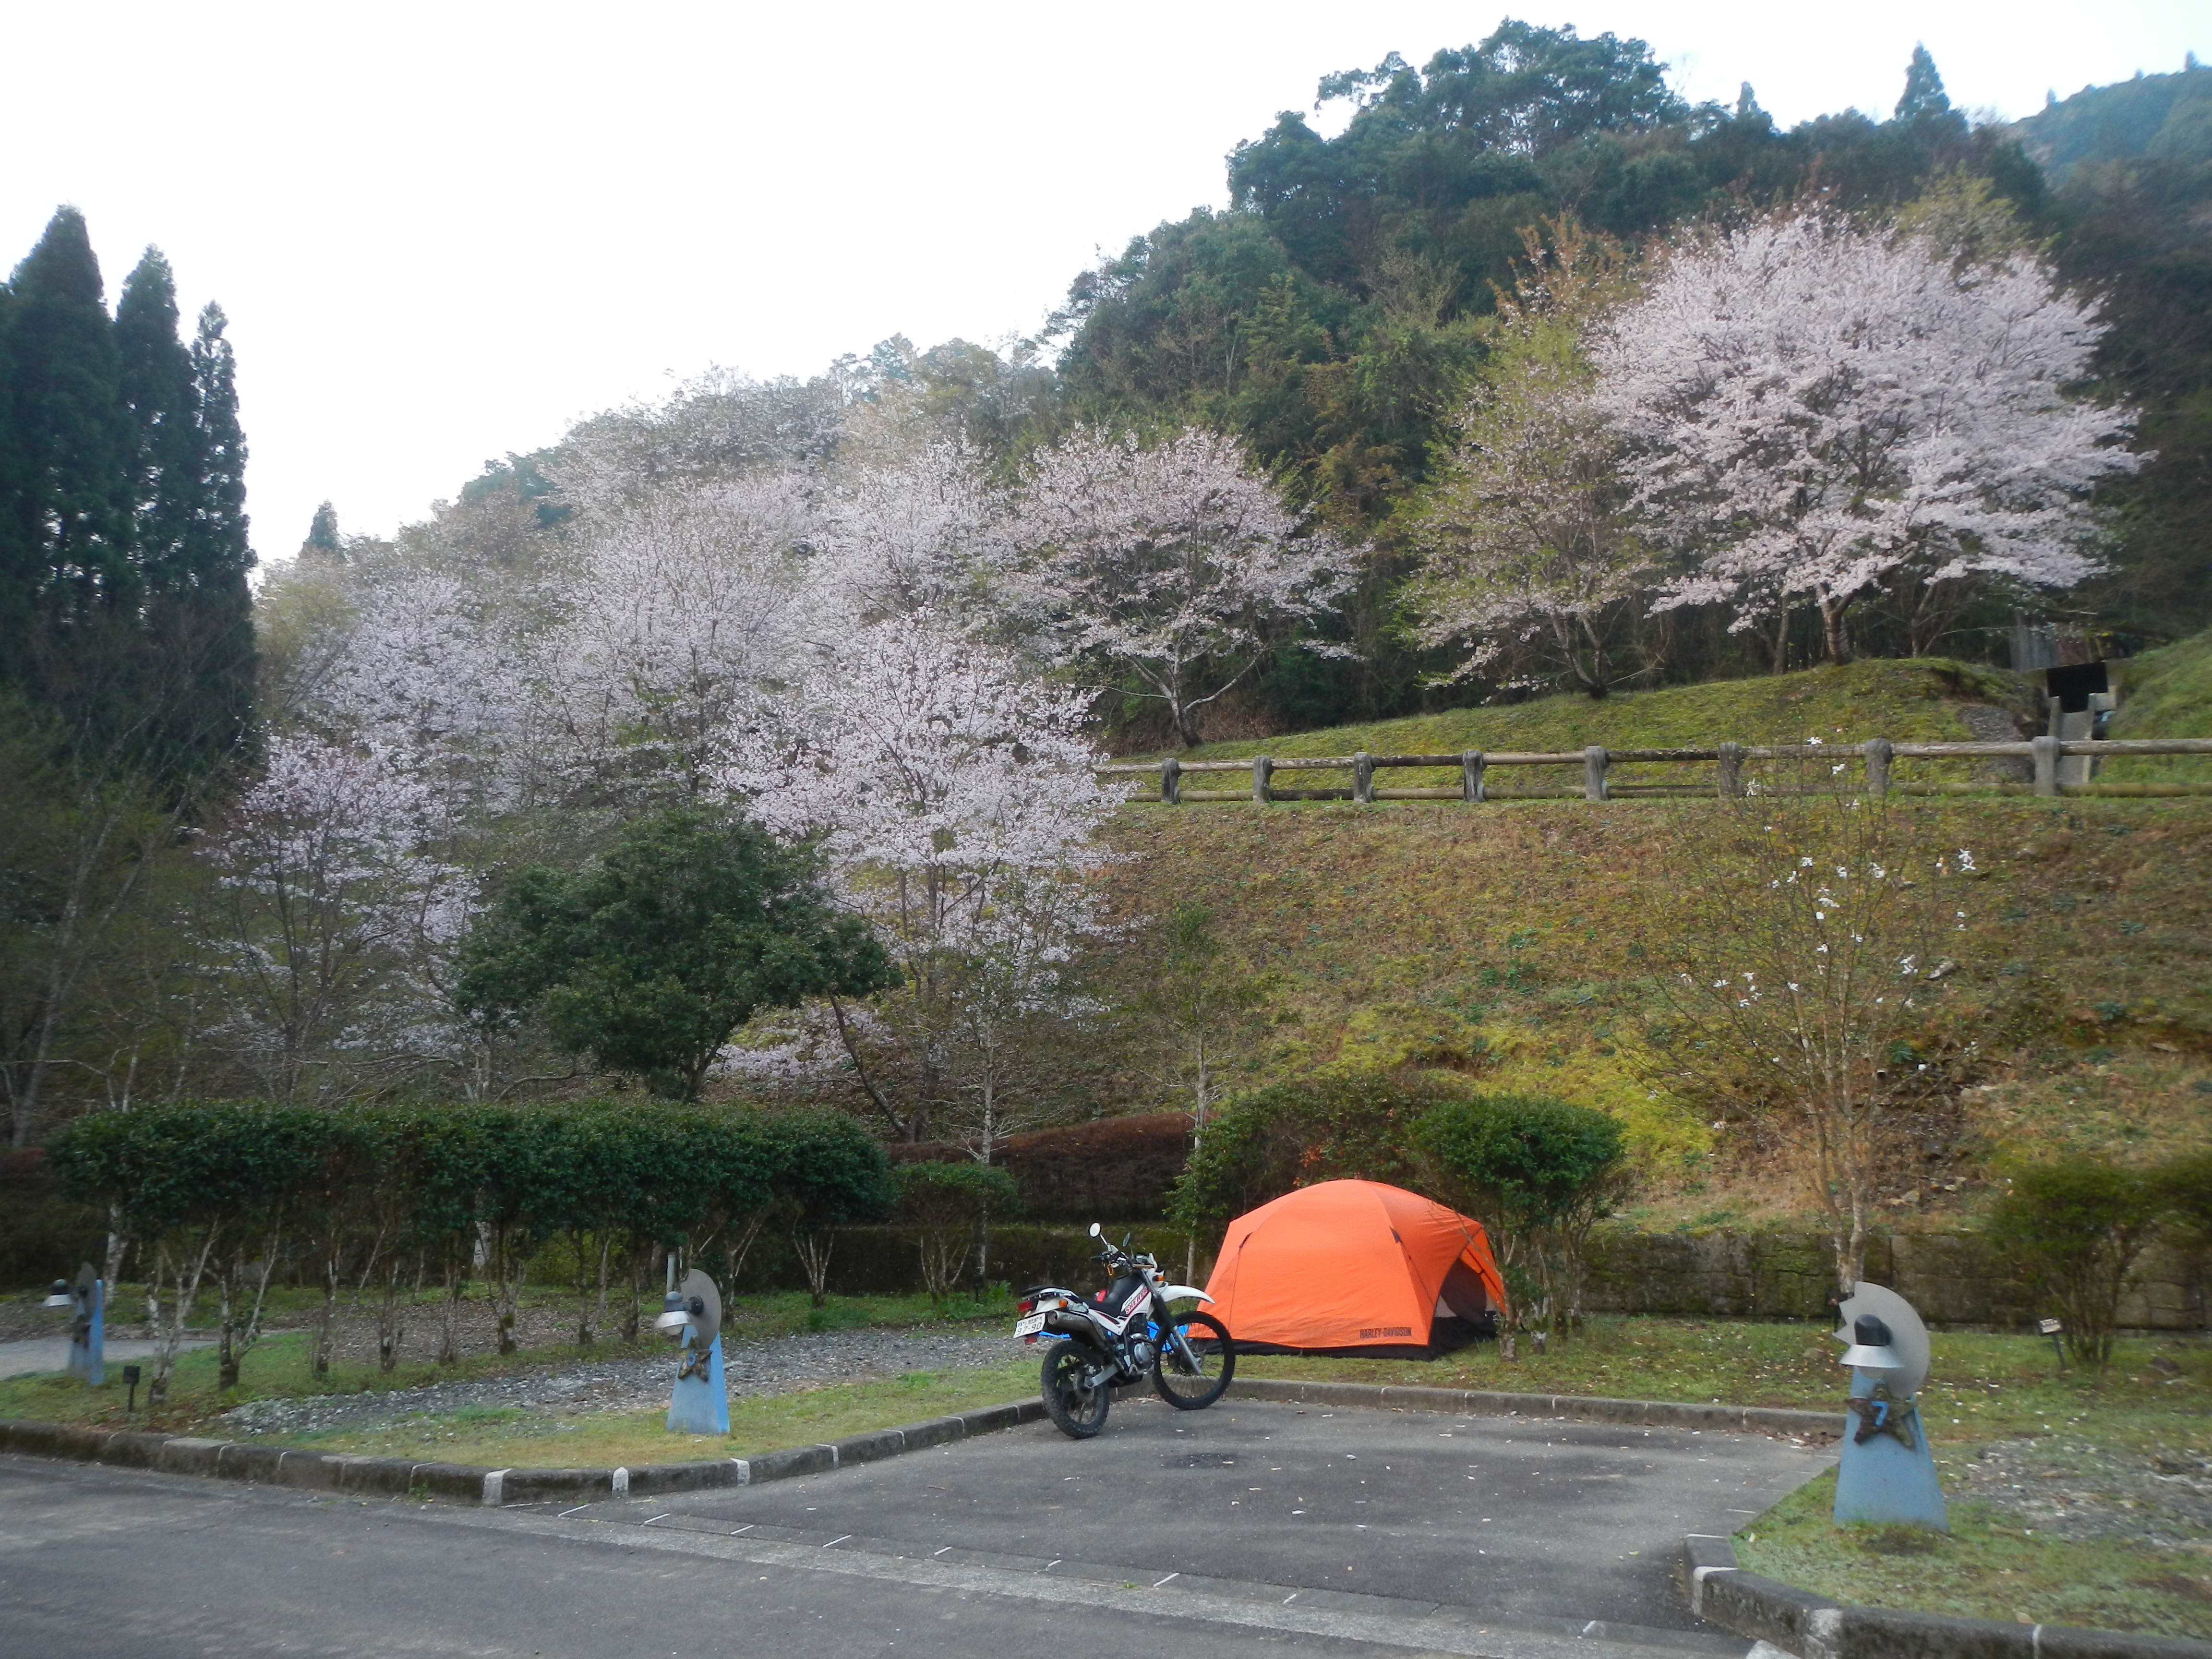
45,1264,104,1386
1832,1282,1947,1532
655,1268,729,1437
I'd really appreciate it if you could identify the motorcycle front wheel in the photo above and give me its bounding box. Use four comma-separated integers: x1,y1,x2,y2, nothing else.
1153,1311,1234,1410
1041,1342,1111,1439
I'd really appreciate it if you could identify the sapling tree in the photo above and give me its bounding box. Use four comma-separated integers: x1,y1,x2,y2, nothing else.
1007,426,1353,747
1642,759,1977,1290
939,872,1104,1165
727,610,1116,1142
892,1160,1021,1302
1134,902,1273,1147
772,1109,894,1305
1593,211,2142,664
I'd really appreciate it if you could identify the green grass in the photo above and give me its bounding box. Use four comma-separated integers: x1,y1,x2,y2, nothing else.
1128,658,2034,789
0,1287,1020,1437
2108,630,2212,782
1236,1319,2211,1427
1739,1468,2212,1640
283,1361,1040,1467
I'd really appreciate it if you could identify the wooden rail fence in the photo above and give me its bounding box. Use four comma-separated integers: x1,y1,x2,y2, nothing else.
1099,738,2212,805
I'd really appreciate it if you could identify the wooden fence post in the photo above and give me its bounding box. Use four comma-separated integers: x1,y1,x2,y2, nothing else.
1251,755,1273,804
1161,756,1181,805
2032,735,2061,798
1864,738,1893,798
1583,745,1609,803
1461,749,1486,803
1718,741,1746,797
1353,751,1375,805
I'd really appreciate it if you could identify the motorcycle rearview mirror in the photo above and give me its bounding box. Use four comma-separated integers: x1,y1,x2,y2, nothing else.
1088,1223,1102,1238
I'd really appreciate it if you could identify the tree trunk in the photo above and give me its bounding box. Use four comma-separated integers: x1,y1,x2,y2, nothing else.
1821,596,1855,664
793,1229,835,1305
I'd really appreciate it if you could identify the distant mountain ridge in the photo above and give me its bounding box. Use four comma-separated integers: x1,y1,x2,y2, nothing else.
2010,59,2211,183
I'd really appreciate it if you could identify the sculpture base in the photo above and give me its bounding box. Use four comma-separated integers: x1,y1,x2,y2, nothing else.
68,1283,103,1387
1834,1383,1947,1532
667,1335,727,1436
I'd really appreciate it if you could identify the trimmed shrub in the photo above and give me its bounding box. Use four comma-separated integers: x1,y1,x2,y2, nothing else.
891,1112,1190,1220
1172,1074,1475,1226
892,1161,1022,1300
1985,1158,2163,1367
1410,1093,1630,1336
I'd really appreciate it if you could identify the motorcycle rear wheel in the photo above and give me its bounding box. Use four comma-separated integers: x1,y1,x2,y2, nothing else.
1153,1311,1234,1410
1041,1342,1110,1439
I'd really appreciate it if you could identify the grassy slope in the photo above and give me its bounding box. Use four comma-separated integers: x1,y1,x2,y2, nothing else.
2107,630,2212,781
1129,659,2035,783
1102,657,2212,1226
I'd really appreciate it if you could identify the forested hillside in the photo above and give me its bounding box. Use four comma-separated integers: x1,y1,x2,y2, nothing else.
4,27,2209,1202
293,33,2211,744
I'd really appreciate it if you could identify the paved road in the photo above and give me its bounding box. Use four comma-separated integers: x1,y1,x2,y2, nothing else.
0,1336,209,1380
0,1395,1827,1658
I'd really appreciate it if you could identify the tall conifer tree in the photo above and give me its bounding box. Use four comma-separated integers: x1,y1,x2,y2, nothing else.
116,250,197,603
0,208,133,698
168,302,257,772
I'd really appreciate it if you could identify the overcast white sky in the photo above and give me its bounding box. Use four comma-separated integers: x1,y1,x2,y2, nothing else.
4,1,2201,561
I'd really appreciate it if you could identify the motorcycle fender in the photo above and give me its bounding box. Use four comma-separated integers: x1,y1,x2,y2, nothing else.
1161,1285,1214,1304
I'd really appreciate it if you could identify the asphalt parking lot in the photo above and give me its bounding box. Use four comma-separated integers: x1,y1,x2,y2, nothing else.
0,1394,1827,1659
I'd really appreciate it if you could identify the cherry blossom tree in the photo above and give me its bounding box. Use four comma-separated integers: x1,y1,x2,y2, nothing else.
301,569,530,815
1592,212,2142,664
195,735,474,1102
1007,427,1353,747
541,474,811,798
725,609,1117,1142
794,440,1009,641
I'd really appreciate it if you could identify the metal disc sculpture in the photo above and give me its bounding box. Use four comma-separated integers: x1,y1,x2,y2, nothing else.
1832,1282,1946,1531
45,1263,104,1385
655,1268,728,1436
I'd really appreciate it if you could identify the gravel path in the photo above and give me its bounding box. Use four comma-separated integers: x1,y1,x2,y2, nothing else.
1953,1433,2212,1549
222,1325,1030,1440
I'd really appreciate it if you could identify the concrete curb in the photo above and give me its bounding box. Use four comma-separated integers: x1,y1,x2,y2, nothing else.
1680,1533,2212,1659
0,1398,1051,1506
0,1379,1837,1509
1225,1375,1839,1437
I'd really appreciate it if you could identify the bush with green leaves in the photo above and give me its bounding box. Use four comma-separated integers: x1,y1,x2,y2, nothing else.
1410,1092,1629,1338
47,1100,336,1400
455,806,896,1100
1985,1157,2164,1368
893,1161,1022,1301
47,1097,896,1362
1171,1073,1473,1227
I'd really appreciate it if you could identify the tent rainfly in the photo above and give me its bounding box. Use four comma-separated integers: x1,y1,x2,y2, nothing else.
1200,1179,1507,1358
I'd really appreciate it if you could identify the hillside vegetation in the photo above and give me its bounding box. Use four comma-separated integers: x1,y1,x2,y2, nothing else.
2106,630,2212,781
1125,656,2034,772
1100,657,2212,1230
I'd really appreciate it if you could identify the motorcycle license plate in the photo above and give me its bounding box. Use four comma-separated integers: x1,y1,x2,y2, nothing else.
1014,1313,1048,1337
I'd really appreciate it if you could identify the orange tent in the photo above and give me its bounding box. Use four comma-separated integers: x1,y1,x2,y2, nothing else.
1201,1179,1507,1358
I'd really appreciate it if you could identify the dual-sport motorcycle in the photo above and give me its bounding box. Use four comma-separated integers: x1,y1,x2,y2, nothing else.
1014,1222,1235,1438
